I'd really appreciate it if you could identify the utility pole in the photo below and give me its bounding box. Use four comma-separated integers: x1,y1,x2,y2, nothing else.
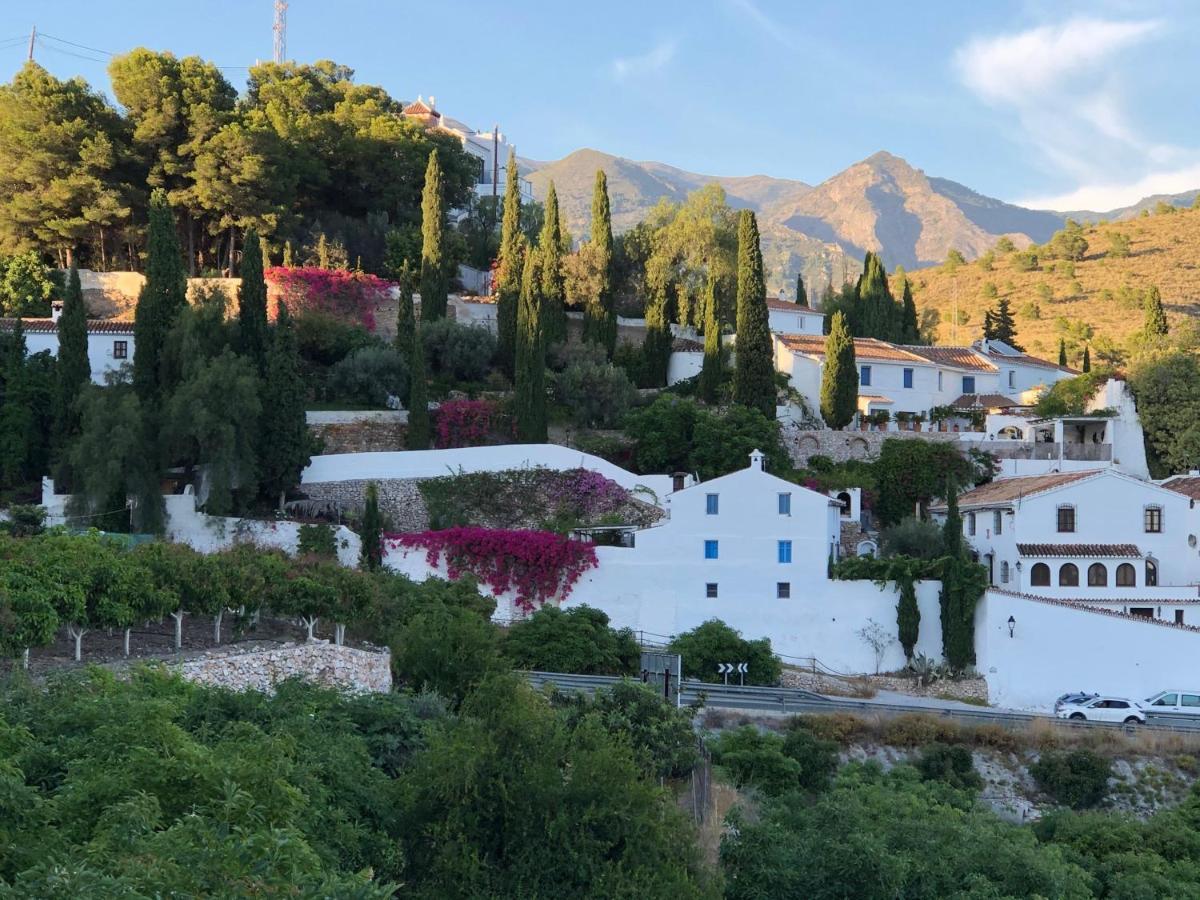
273,1,287,64
492,125,499,199
27,25,36,62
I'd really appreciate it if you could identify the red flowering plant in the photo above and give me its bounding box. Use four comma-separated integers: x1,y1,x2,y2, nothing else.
387,526,598,612
264,266,389,332
433,399,498,449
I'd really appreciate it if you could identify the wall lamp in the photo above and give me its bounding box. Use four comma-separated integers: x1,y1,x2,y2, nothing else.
1007,615,1016,638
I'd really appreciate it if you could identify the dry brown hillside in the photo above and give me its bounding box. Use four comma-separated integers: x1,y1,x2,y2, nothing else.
902,206,1200,364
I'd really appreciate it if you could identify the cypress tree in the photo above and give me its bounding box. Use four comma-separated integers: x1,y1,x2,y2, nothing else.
395,261,416,349
496,147,523,375
407,315,430,449
699,276,722,404
900,276,920,344
539,181,566,347
795,271,808,308
317,233,330,269
641,279,672,388
419,150,448,321
897,577,920,662
258,302,309,510
360,481,383,571
733,210,775,418
54,264,90,455
941,475,963,559
238,228,269,374
585,169,616,356
1082,344,1091,373
0,322,32,487
1058,338,1067,367
133,189,187,400
515,247,547,442
939,477,976,670
1143,284,1168,337
282,240,294,268
855,251,897,340
820,311,857,428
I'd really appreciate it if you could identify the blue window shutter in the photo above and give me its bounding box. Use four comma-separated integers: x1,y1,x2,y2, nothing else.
778,493,791,515
778,540,792,563
704,540,719,560
706,494,719,515
903,368,913,388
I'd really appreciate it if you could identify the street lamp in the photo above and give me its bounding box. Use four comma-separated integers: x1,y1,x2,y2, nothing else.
1007,615,1016,638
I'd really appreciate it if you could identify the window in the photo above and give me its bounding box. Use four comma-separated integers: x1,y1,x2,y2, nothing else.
113,340,128,359
860,365,872,386
1152,693,1179,707
836,492,852,518
963,375,976,394
706,494,719,515
1176,610,1186,625
937,371,944,391
1130,607,1154,619
1030,563,1051,586
706,583,718,598
1087,563,1108,586
1008,370,1015,389
1000,561,1010,584
1144,505,1163,533
704,540,719,560
777,540,792,564
1183,694,1200,708
1146,559,1158,586
903,367,913,388
777,582,791,599
993,510,1003,535
778,493,791,515
1056,505,1076,533
1116,563,1136,586
967,512,976,536
1059,563,1079,586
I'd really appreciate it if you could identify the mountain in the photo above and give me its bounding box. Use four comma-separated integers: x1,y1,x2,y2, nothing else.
904,205,1200,361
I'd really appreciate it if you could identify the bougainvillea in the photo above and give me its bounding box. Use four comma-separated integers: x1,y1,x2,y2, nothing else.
433,399,501,449
265,266,389,332
388,527,598,612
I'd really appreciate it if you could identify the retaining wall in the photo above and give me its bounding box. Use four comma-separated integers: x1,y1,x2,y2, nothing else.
176,641,392,694
307,411,407,454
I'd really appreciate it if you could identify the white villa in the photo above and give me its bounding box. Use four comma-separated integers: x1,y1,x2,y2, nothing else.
0,304,134,384
767,297,824,336
401,96,534,207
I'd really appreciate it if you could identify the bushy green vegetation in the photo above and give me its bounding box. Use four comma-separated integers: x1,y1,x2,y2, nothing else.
501,605,640,676
1030,749,1113,809
668,619,781,685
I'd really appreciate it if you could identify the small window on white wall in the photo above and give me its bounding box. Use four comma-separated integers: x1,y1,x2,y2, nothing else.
1000,561,1010,584
706,583,718,599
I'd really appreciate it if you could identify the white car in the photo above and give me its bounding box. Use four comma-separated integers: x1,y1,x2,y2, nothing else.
1055,696,1145,725
1143,690,1200,717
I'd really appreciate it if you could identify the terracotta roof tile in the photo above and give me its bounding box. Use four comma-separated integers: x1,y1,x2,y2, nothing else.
0,317,134,335
1161,476,1200,500
930,469,1102,510
777,333,928,363
766,297,823,313
985,348,1077,374
1017,543,1142,558
900,345,997,371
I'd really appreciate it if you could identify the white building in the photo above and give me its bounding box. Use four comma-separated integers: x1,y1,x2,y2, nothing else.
773,335,1074,421
449,295,498,332
766,298,823,336
0,308,134,384
934,469,1198,622
402,97,534,206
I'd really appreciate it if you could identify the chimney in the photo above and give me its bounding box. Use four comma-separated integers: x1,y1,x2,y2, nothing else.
50,300,63,322
749,449,765,471
428,94,436,110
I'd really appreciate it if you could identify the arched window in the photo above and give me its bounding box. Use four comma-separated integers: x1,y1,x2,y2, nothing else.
1145,559,1158,587
1116,563,1136,587
1059,563,1079,586
836,492,852,518
1087,563,1108,586
1000,561,1010,584
1030,563,1050,586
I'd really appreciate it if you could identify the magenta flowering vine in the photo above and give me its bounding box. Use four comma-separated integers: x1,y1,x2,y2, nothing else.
433,399,502,449
265,266,389,332
387,527,598,612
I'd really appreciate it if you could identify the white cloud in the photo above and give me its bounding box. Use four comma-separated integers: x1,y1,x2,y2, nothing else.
722,0,792,47
610,39,677,82
955,17,1200,210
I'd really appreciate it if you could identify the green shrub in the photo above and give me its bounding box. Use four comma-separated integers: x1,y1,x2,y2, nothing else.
781,724,840,791
668,619,781,685
880,517,945,560
294,309,374,367
915,742,982,791
421,318,497,382
1,504,46,537
327,345,408,407
1012,249,1039,272
297,523,338,558
502,605,639,676
1030,749,1112,808
553,359,637,428
709,726,803,795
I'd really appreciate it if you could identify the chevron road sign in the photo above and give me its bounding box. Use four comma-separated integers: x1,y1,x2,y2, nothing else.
718,662,748,685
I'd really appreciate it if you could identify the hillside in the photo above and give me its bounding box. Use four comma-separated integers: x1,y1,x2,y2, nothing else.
905,206,1200,363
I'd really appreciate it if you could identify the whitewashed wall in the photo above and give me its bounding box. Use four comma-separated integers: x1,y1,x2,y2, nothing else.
22,329,134,384
667,350,703,385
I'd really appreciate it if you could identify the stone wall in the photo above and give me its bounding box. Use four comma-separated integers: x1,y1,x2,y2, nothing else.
301,478,428,532
177,641,391,694
307,411,407,454
785,426,964,466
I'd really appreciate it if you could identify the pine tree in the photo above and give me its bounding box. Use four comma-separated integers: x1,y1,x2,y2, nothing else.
1143,284,1168,337
820,311,857,428
982,308,996,340
539,181,566,347
515,247,547,442
699,276,722,404
732,210,775,418
991,297,1022,350
899,276,920,344
584,169,616,356
419,150,448,321
258,302,309,509
496,148,523,375
407,315,430,449
360,481,383,571
133,189,187,400
1082,344,1091,373
282,240,294,268
238,228,269,374
54,264,90,456
395,261,416,349
1058,338,1067,367
795,271,808,308
641,279,672,388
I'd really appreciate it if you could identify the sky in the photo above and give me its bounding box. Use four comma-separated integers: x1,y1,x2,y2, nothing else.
2,0,1198,211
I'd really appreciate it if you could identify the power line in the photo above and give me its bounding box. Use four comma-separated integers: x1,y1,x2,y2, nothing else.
38,31,114,56
35,41,109,64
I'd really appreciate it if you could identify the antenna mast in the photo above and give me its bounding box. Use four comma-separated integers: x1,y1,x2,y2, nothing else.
273,1,288,63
